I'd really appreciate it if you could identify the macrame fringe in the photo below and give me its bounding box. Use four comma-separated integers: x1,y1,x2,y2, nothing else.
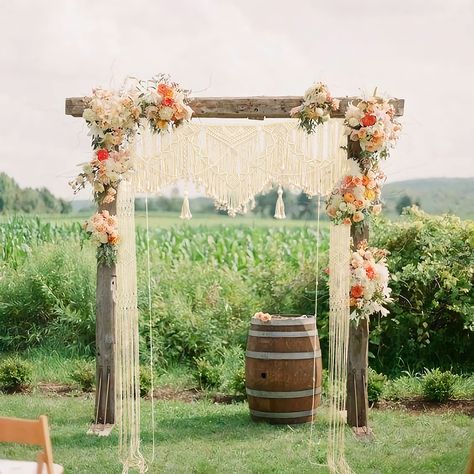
327,223,353,474
274,186,286,219
130,119,348,214
180,191,192,220
116,180,147,474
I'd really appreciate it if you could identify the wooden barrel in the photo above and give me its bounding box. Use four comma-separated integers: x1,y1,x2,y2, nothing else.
245,314,322,424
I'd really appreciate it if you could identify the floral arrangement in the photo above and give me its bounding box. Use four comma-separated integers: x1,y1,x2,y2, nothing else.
138,75,193,133
290,82,340,134
83,210,119,266
344,97,401,161
326,159,385,227
69,149,132,204
349,240,392,323
254,312,272,322
82,88,141,151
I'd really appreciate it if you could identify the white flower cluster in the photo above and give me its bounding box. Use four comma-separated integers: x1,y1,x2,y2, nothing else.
349,242,393,323
82,88,141,150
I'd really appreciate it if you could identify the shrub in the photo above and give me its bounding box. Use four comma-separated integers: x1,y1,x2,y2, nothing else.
0,357,32,393
70,361,95,391
140,366,153,398
422,368,455,402
193,345,246,395
367,368,387,403
371,209,474,375
0,243,96,354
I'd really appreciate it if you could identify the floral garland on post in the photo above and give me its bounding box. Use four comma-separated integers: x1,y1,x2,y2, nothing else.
290,82,340,134
84,210,120,266
349,240,392,323
292,85,401,322
325,94,401,321
69,75,193,266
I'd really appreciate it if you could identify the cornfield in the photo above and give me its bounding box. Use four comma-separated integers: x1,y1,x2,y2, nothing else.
1,216,329,271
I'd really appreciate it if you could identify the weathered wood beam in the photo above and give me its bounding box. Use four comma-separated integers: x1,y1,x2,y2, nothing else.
95,199,116,426
65,96,405,119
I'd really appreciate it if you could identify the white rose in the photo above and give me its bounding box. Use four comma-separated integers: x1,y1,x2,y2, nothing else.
315,92,327,104
159,106,174,121
339,202,347,211
346,203,356,213
348,117,360,127
82,108,96,122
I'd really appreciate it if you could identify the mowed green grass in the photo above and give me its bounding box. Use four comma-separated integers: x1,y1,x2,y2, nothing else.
0,394,472,474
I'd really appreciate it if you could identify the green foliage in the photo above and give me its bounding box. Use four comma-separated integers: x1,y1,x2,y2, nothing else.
0,173,71,214
371,208,474,374
0,357,32,393
422,368,455,402
70,360,95,391
367,368,387,403
193,346,246,395
0,243,96,353
139,366,153,398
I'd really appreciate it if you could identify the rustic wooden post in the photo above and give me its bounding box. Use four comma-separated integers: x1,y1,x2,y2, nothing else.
346,139,370,433
94,199,116,426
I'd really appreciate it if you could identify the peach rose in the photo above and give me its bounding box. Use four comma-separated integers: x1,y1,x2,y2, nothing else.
343,192,355,203
353,211,364,222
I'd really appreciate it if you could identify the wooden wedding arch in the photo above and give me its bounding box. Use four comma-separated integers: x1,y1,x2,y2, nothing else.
65,94,405,435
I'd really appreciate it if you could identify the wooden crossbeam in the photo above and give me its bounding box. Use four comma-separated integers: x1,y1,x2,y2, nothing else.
65,96,405,119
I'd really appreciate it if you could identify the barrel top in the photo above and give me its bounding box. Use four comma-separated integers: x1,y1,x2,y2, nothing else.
251,315,315,326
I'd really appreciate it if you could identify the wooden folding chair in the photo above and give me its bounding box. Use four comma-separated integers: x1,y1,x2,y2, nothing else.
0,415,63,473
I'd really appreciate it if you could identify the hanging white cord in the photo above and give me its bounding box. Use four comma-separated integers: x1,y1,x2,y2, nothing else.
144,195,156,463
308,191,325,466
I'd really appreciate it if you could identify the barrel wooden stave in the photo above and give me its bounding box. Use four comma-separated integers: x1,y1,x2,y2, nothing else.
245,315,322,424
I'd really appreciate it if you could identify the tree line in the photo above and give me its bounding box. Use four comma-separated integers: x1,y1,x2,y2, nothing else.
0,173,71,214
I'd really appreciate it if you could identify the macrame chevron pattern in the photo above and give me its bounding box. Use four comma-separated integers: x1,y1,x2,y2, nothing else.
130,119,347,215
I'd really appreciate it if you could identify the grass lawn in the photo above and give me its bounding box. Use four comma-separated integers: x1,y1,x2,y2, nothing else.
0,394,472,474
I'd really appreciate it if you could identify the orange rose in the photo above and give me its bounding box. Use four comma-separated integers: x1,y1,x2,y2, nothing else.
343,217,352,225
351,285,364,298
354,199,364,209
157,83,174,98
343,192,355,203
362,175,370,186
365,264,376,280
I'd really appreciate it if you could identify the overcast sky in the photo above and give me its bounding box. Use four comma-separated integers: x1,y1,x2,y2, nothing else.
1,0,473,198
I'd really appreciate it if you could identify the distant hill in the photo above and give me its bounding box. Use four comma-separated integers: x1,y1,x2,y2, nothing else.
382,178,474,219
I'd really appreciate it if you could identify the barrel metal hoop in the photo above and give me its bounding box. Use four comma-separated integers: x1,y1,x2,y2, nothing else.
246,350,322,360
251,317,315,326
248,330,318,338
250,408,316,419
246,387,321,398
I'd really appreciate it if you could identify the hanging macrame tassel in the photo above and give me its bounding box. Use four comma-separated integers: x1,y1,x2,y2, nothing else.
180,191,192,220
274,186,286,219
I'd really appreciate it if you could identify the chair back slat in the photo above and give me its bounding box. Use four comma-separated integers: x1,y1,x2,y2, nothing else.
0,415,57,474
0,417,44,445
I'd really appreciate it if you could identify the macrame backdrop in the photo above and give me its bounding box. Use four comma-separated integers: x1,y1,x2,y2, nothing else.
131,119,347,212
115,118,351,473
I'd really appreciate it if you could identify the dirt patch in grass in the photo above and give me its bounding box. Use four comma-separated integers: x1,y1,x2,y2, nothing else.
375,398,474,417
149,386,202,403
37,382,75,395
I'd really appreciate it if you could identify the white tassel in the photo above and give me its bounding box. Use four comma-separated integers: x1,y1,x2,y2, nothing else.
180,191,192,220
274,186,286,219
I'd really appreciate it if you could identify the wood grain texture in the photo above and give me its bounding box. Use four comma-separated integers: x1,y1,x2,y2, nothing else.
346,138,370,429
245,315,322,424
95,199,116,425
65,96,405,119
